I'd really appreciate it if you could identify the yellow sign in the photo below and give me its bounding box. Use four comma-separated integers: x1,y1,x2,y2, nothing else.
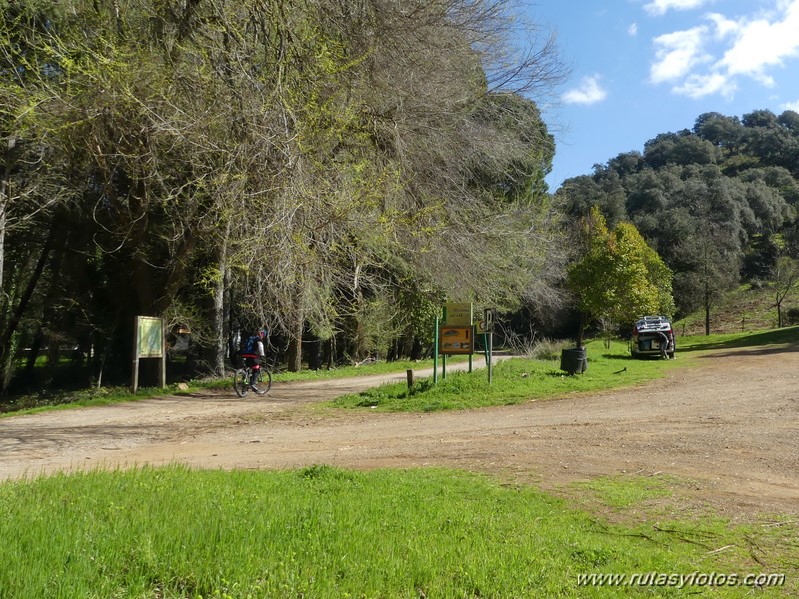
440,326,474,355
137,316,164,358
445,302,472,326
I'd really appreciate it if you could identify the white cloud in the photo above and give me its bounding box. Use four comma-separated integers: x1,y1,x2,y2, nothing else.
650,26,710,83
706,13,738,40
673,73,736,99
717,2,799,79
644,0,709,17
562,75,608,105
649,0,799,100
782,100,799,112
628,22,639,36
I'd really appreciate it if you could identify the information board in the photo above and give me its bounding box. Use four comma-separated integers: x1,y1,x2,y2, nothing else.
439,326,474,355
445,302,472,326
137,316,164,358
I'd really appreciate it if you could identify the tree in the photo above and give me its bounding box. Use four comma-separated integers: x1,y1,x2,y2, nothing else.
555,173,627,228
674,223,740,335
693,112,743,151
567,208,674,347
0,0,570,392
643,131,719,169
0,3,72,388
771,246,799,328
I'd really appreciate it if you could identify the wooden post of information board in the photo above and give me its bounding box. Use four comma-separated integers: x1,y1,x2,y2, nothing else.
131,316,139,394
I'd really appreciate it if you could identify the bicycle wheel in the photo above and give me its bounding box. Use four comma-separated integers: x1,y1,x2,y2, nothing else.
233,368,250,397
259,368,272,394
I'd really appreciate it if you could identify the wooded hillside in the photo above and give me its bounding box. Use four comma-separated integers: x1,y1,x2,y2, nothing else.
555,109,799,333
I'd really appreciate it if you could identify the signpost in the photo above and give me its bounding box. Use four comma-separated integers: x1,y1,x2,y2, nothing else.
476,308,496,384
438,303,475,380
132,316,166,393
433,304,496,385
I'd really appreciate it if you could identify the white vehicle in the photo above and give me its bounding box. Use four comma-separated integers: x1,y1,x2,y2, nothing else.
630,316,675,359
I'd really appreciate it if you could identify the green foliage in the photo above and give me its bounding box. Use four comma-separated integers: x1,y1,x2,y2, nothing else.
567,208,674,339
0,0,568,391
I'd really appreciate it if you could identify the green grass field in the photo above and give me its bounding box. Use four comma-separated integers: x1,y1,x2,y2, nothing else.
1,466,794,598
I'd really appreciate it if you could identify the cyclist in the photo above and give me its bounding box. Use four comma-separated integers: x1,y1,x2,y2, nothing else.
240,327,268,393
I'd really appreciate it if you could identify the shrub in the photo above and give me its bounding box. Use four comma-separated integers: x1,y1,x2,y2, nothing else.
785,307,799,326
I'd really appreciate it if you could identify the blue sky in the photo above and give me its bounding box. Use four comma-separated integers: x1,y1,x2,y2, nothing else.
526,0,799,191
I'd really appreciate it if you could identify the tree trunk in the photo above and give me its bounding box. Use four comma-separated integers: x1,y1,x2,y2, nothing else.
0,189,6,304
129,182,156,313
305,334,322,370
286,285,305,372
0,136,14,300
209,222,231,376
410,337,423,360
576,314,586,348
210,266,226,376
322,338,334,370
286,321,303,372
0,224,56,390
223,262,232,362
704,289,711,336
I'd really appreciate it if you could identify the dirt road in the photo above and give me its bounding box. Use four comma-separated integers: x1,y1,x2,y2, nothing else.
2,347,798,517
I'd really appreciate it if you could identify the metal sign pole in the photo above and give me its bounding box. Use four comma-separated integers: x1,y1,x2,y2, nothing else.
159,318,167,389
433,314,439,384
488,331,493,384
441,306,447,380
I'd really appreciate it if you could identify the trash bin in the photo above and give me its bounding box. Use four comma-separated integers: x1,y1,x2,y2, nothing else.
560,347,587,374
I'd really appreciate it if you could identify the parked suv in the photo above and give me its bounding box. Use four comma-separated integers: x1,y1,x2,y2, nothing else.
630,315,675,359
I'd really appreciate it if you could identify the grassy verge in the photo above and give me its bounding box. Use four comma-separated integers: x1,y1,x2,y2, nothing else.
1,465,793,598
5,327,795,418
676,325,799,352
0,384,189,417
331,338,681,412
0,356,469,418
673,282,782,336
331,328,799,413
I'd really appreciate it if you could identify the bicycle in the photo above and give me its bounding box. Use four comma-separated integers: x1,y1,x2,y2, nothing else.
232,362,272,397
